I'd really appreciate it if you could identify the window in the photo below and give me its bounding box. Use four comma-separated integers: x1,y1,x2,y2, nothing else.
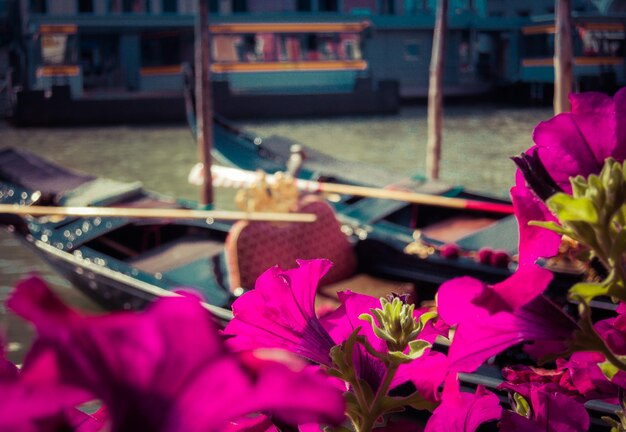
30,0,47,13
578,27,626,57
123,0,149,12
78,0,94,13
209,0,218,13
319,0,338,12
379,0,395,15
297,0,312,11
404,0,428,15
455,0,474,11
162,0,177,13
233,0,247,12
141,33,182,66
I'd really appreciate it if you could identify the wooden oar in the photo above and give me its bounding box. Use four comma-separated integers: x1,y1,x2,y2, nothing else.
0,204,317,223
205,165,515,215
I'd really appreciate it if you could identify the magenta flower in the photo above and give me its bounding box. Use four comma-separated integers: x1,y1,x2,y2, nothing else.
500,383,590,432
594,302,626,355
438,273,579,373
322,290,447,402
225,259,337,366
0,337,95,432
512,89,626,266
0,343,18,381
8,276,346,432
556,352,624,402
532,89,626,194
424,374,501,432
226,260,448,402
510,170,563,268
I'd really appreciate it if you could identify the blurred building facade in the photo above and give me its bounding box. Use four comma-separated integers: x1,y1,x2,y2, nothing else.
2,0,624,123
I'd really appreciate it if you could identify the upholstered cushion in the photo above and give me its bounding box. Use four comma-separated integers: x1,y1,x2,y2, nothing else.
226,195,357,291
315,273,415,311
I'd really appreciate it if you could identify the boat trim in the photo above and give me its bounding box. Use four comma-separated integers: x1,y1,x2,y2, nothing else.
211,60,368,73
32,238,234,321
522,57,623,67
209,22,370,34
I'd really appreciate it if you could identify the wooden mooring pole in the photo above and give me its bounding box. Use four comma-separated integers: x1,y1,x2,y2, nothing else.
554,0,573,114
426,0,448,180
195,0,214,205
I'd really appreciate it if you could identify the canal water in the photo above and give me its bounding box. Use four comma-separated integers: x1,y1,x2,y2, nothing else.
0,103,553,363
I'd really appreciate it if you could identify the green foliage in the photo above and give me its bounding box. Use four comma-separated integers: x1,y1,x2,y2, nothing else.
541,159,626,302
512,393,531,418
359,297,436,353
329,299,439,431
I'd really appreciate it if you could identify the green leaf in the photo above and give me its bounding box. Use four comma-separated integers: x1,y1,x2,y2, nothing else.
418,311,438,329
568,282,609,304
513,392,531,417
378,396,409,415
529,220,571,236
408,339,432,359
403,391,439,412
601,416,621,432
599,359,620,381
547,193,598,223
610,229,626,259
571,175,588,197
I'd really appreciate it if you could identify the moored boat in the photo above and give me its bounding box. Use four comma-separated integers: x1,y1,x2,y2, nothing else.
0,147,452,318
209,118,520,282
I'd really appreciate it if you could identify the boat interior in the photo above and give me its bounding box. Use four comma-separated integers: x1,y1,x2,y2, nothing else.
0,147,515,313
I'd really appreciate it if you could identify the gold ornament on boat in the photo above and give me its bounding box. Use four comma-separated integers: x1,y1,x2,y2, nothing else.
403,230,436,259
235,170,299,213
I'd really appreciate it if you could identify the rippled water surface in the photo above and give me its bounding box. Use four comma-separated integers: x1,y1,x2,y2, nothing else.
0,103,552,362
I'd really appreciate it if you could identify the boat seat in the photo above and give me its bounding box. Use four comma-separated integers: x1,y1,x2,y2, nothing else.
57,178,144,207
225,194,415,311
421,215,498,244
128,236,224,273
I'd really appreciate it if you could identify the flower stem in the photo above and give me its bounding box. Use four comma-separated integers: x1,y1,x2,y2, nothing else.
357,363,399,432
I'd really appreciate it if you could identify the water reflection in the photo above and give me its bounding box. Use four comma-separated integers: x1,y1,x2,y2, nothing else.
0,103,552,362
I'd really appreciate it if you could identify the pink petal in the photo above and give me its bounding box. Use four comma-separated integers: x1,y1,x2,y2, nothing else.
511,170,562,266
438,277,578,373
397,352,448,403
425,375,501,432
9,276,345,432
225,260,336,366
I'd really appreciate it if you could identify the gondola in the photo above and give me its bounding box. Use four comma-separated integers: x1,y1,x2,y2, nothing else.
209,116,520,284
0,147,454,319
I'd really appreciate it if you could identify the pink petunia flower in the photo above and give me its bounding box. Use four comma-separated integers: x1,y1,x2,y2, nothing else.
556,352,624,403
500,383,590,432
424,374,502,432
533,89,626,194
321,290,447,402
594,302,626,355
0,337,97,432
225,259,447,402
7,276,346,432
510,170,562,268
512,89,626,265
225,259,337,366
437,273,579,373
